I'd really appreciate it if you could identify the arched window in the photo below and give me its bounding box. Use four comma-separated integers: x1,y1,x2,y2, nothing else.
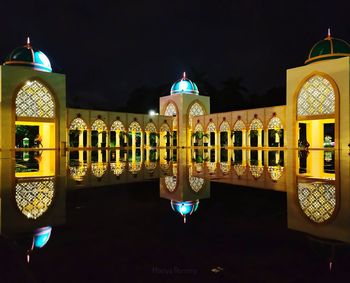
128,121,142,132
16,80,55,118
233,120,246,131
91,163,107,178
250,119,263,130
69,118,87,130
194,123,203,132
164,103,177,116
207,122,216,132
160,123,170,132
297,75,335,117
298,182,336,223
188,102,205,127
92,119,107,131
268,117,283,129
15,177,55,219
111,120,125,131
145,122,157,132
220,121,230,132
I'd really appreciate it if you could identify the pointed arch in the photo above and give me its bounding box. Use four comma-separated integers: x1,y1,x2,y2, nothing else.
145,122,157,132
233,119,246,131
188,101,205,127
69,117,88,130
111,120,125,131
91,119,107,131
128,121,142,132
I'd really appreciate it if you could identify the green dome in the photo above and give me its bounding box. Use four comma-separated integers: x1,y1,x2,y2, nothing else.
4,38,52,72
305,32,350,64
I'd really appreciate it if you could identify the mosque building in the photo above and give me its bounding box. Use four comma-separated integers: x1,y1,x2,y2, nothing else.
0,31,349,151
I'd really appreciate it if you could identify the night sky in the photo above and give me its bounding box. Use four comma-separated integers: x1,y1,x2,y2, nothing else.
1,0,349,111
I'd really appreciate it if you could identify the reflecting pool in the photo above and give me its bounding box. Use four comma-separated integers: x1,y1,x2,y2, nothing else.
0,148,350,282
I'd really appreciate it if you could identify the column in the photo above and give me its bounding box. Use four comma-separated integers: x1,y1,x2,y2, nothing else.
232,132,235,146
258,150,263,166
146,132,150,147
106,131,109,147
140,132,144,148
132,131,136,147
98,131,103,147
258,129,262,147
242,130,246,147
87,129,91,148
78,130,84,148
227,131,231,147
215,131,219,147
116,131,120,147
275,130,280,146
247,130,250,147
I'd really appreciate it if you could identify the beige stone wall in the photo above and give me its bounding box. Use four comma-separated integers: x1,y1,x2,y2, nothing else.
0,65,66,151
286,57,350,149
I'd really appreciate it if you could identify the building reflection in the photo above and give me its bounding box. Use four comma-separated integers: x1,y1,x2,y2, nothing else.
160,149,210,223
0,150,66,262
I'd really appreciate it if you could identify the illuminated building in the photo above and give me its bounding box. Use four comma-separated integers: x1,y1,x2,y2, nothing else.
0,31,349,151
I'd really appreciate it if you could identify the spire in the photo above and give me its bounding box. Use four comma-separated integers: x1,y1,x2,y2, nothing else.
26,37,32,47
183,71,186,79
326,28,332,39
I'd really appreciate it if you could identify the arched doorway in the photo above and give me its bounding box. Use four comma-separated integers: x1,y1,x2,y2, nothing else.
249,118,264,147
188,102,205,146
232,119,246,147
128,121,142,147
69,117,87,147
15,80,56,148
268,116,284,147
296,74,337,148
206,122,217,146
219,121,231,147
145,122,158,147
91,119,107,147
110,120,126,147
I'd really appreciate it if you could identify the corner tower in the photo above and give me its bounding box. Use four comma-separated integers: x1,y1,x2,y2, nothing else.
159,72,210,147
0,38,66,151
286,30,350,149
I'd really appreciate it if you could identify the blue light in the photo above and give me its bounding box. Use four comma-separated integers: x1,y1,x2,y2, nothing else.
171,200,200,216
33,226,52,248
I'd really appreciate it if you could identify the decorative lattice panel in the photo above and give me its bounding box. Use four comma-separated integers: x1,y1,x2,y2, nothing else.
194,123,203,132
160,123,170,132
188,102,205,127
298,182,336,223
110,162,126,176
250,119,263,130
129,162,141,174
111,120,125,131
91,163,107,178
249,165,264,179
297,75,335,117
15,177,55,219
145,162,157,170
207,122,216,132
268,117,283,129
220,121,230,132
16,80,55,118
91,119,107,131
165,176,177,192
207,162,217,174
220,162,230,174
145,122,157,132
233,120,246,131
164,103,177,116
69,118,88,130
69,164,88,181
234,164,246,176
268,166,283,181
189,176,205,192
128,121,142,132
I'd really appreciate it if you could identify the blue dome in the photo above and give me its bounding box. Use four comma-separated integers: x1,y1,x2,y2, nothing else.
4,38,52,72
33,226,52,248
170,72,199,95
171,200,199,223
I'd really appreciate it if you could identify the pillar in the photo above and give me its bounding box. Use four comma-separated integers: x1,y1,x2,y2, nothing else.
232,132,235,146
146,132,150,147
78,130,84,147
106,131,109,147
98,131,103,147
247,130,251,147
258,129,262,147
258,150,263,166
116,131,120,147
87,129,91,148
242,129,247,147
132,131,136,147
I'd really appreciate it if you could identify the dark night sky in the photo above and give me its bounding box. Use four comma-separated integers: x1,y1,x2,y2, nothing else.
1,0,349,109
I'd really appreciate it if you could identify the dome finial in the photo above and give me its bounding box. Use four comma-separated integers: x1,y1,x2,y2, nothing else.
26,37,31,47
183,71,186,79
327,28,331,39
